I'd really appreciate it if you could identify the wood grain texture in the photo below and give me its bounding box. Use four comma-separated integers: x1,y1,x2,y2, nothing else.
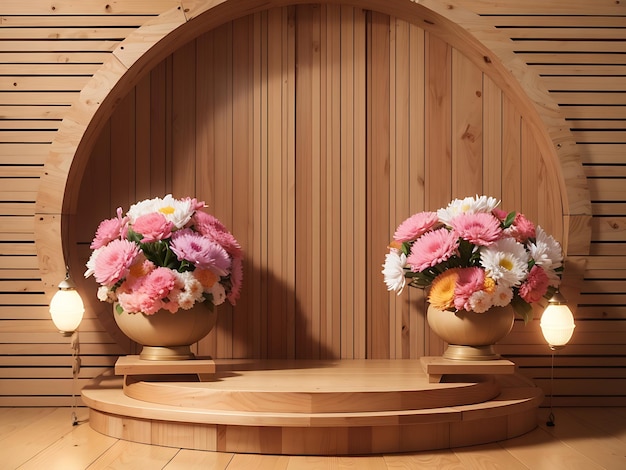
3,406,625,467
3,0,624,408
81,360,542,455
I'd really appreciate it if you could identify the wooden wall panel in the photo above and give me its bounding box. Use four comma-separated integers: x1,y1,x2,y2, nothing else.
71,8,564,367
1,0,623,407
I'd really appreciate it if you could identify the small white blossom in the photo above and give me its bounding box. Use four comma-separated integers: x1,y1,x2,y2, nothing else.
468,290,493,313
97,285,116,302
210,282,226,306
492,283,513,307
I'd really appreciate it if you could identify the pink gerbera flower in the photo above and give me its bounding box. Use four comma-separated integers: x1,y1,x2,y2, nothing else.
170,230,231,275
132,212,174,243
90,207,128,249
449,212,503,246
406,228,459,272
393,211,439,243
519,265,549,303
93,239,141,286
453,267,486,311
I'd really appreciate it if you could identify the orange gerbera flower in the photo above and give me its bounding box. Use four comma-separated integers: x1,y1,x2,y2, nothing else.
193,268,218,289
428,268,460,311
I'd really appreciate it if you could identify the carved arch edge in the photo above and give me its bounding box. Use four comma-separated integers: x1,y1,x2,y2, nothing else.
34,0,591,298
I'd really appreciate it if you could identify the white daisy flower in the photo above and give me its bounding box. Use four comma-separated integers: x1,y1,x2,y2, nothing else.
158,194,196,228
382,250,407,294
127,194,195,229
470,195,501,214
528,226,563,271
480,237,529,287
84,246,103,278
126,197,160,223
437,195,500,226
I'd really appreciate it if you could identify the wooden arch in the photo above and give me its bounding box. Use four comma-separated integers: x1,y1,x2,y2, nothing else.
35,0,590,330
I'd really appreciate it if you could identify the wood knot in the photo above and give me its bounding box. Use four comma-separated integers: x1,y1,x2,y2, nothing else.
462,124,475,142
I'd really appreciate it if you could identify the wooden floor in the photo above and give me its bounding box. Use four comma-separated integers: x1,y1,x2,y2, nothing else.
1,407,625,469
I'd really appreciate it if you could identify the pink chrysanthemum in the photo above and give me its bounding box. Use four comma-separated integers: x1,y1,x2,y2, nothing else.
132,212,174,243
406,228,459,272
228,256,244,305
453,267,486,311
519,265,549,303
507,213,536,243
393,211,439,243
90,207,128,249
193,211,242,258
117,290,162,315
93,239,141,286
449,212,503,246
141,267,176,300
170,230,231,275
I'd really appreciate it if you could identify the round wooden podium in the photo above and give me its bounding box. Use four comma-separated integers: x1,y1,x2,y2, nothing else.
81,358,542,455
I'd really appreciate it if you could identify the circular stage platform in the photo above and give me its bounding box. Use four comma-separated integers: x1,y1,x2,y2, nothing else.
82,358,542,455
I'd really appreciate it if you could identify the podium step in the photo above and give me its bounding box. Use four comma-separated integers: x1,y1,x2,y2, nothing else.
82,358,542,455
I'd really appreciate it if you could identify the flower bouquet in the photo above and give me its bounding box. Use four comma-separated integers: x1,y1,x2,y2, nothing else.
85,194,243,316
382,195,563,323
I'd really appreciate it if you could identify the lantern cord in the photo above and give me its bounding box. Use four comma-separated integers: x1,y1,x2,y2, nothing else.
546,350,556,427
70,330,82,426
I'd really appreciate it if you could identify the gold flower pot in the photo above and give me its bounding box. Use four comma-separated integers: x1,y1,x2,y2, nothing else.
113,301,217,360
426,304,515,360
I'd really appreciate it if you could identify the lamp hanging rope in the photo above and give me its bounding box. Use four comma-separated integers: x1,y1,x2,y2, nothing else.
540,289,576,427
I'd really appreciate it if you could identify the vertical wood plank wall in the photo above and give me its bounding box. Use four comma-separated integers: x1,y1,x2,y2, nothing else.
1,0,624,407
73,6,562,378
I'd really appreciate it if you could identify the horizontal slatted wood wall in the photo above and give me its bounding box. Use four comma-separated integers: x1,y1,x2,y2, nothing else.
455,0,626,407
0,0,622,407
0,1,178,406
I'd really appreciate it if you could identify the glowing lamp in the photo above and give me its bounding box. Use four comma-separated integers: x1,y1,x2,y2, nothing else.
540,290,575,350
49,275,85,336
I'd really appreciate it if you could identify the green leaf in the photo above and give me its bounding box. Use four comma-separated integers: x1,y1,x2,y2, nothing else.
502,211,516,229
400,242,411,257
511,296,533,324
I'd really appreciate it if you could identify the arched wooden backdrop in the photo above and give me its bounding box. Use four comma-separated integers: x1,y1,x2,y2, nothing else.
65,5,566,361
8,0,623,407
